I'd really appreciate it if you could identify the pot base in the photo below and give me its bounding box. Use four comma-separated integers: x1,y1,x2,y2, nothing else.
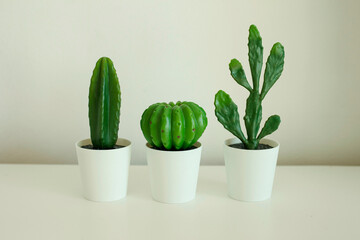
146,142,202,204
224,138,279,202
76,138,132,202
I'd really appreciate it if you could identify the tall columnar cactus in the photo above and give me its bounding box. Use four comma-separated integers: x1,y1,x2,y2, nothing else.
89,57,121,149
214,25,285,150
141,101,208,150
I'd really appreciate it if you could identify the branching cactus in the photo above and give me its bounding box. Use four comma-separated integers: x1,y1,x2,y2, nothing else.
89,57,121,149
214,25,285,150
141,101,208,150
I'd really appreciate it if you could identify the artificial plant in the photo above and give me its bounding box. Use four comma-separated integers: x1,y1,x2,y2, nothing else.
214,25,285,150
88,57,121,149
141,101,207,150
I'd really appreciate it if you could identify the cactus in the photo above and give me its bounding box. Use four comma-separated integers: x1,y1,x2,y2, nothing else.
88,57,121,149
141,101,208,150
214,25,285,150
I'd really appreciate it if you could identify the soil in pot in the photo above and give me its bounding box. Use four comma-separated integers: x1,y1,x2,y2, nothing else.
229,143,272,150
149,145,198,151
81,145,125,150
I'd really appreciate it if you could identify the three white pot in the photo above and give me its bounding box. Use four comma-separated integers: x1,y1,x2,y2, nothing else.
75,136,279,203
224,138,279,202
146,142,202,204
75,138,131,202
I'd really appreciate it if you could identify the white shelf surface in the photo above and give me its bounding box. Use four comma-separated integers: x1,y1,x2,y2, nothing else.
0,165,359,240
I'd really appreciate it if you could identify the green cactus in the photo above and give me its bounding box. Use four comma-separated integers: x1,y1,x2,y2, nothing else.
140,101,208,150
214,25,285,150
88,57,121,149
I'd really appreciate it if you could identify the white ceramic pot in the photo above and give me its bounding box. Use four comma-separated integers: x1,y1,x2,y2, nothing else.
75,138,131,202
146,142,202,204
224,138,279,202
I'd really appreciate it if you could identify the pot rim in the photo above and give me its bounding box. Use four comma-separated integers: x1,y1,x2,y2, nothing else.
224,137,279,151
145,141,202,153
75,138,132,151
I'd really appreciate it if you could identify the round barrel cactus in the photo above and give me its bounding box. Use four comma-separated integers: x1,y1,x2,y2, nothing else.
140,101,208,150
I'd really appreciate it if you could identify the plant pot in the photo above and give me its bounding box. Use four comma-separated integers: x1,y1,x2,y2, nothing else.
75,138,131,202
146,142,202,203
224,138,279,201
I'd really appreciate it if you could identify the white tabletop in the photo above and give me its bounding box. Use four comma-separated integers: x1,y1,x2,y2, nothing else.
0,165,359,240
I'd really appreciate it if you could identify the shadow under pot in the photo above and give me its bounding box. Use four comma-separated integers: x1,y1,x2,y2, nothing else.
75,138,131,202
224,138,279,202
146,142,202,204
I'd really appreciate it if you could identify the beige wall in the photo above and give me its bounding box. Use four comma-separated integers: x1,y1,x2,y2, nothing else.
1,0,359,165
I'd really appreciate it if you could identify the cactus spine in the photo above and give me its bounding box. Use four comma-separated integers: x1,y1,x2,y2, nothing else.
214,25,285,150
89,57,121,149
141,101,207,150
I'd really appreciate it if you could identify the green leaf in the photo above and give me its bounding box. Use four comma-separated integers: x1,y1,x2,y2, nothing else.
244,92,262,141
214,90,247,144
248,24,263,92
257,115,281,140
229,59,252,92
260,42,285,100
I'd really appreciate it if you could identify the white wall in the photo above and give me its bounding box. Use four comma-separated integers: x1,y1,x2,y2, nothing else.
1,0,359,165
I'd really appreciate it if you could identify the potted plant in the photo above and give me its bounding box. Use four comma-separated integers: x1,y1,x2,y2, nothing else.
214,25,285,201
140,101,207,203
75,57,132,202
